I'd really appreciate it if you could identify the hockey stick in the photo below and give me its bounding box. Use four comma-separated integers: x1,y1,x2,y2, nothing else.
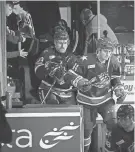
41,79,56,104
72,30,79,53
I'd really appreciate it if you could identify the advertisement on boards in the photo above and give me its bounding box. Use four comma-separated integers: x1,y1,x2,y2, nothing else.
121,80,135,103
113,44,134,103
2,107,83,152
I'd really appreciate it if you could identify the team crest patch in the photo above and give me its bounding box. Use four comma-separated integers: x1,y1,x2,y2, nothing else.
92,72,110,88
88,64,95,69
59,80,65,85
49,55,55,60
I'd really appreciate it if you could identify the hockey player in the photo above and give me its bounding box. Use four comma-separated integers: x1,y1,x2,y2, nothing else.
105,104,134,152
39,19,71,54
63,31,126,152
35,30,77,105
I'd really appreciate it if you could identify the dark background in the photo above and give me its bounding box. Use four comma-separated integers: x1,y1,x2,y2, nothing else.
71,1,134,32
7,1,134,38
7,1,61,37
71,1,134,54
26,1,61,37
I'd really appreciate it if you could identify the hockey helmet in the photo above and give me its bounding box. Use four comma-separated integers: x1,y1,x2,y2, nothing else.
97,30,114,51
54,30,69,41
117,104,134,119
53,25,66,34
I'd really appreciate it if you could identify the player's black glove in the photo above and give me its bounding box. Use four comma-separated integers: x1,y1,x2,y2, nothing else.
76,78,91,92
49,64,65,84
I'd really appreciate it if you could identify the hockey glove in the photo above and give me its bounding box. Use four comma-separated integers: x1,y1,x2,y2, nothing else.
114,85,126,103
49,65,65,84
77,78,91,92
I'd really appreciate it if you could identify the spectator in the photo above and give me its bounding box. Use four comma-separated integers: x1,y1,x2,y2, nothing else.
12,1,35,39
6,1,28,104
80,8,118,54
12,1,40,100
6,1,26,45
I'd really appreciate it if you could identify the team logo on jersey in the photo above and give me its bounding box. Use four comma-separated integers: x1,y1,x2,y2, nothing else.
92,72,110,88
